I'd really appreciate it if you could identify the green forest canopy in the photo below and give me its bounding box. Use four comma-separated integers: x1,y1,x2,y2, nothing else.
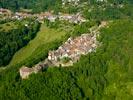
0,0,61,13
0,19,40,66
0,0,133,13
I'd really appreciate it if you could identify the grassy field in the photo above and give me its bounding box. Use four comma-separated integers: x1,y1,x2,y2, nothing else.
0,21,18,32
8,24,66,66
0,20,29,32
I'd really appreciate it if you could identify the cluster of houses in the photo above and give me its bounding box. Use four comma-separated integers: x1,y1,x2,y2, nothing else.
48,33,98,66
12,12,55,22
62,0,80,5
13,12,86,23
58,13,86,23
0,8,86,24
61,0,107,6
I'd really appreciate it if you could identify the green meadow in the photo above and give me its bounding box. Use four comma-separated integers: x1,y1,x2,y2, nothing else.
0,21,17,32
8,24,66,66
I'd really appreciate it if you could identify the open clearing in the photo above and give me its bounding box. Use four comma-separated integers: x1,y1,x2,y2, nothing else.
0,21,18,32
8,24,66,66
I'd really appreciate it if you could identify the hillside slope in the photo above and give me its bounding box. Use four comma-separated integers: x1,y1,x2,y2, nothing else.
8,24,66,66
0,19,133,100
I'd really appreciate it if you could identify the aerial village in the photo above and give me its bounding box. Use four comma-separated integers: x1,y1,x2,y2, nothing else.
20,33,98,79
0,0,108,79
48,33,98,66
0,8,86,24
19,21,107,79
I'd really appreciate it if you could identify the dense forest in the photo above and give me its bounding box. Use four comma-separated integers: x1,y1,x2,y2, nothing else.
0,19,40,66
0,0,62,13
82,0,133,20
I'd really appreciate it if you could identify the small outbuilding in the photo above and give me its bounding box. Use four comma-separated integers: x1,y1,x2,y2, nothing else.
19,66,34,79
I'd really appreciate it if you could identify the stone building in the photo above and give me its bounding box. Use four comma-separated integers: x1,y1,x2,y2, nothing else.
0,8,11,16
19,66,34,79
20,61,48,79
33,62,48,73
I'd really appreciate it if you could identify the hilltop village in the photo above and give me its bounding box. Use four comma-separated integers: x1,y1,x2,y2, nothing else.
20,33,98,79
48,33,97,66
19,21,107,79
0,8,107,79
